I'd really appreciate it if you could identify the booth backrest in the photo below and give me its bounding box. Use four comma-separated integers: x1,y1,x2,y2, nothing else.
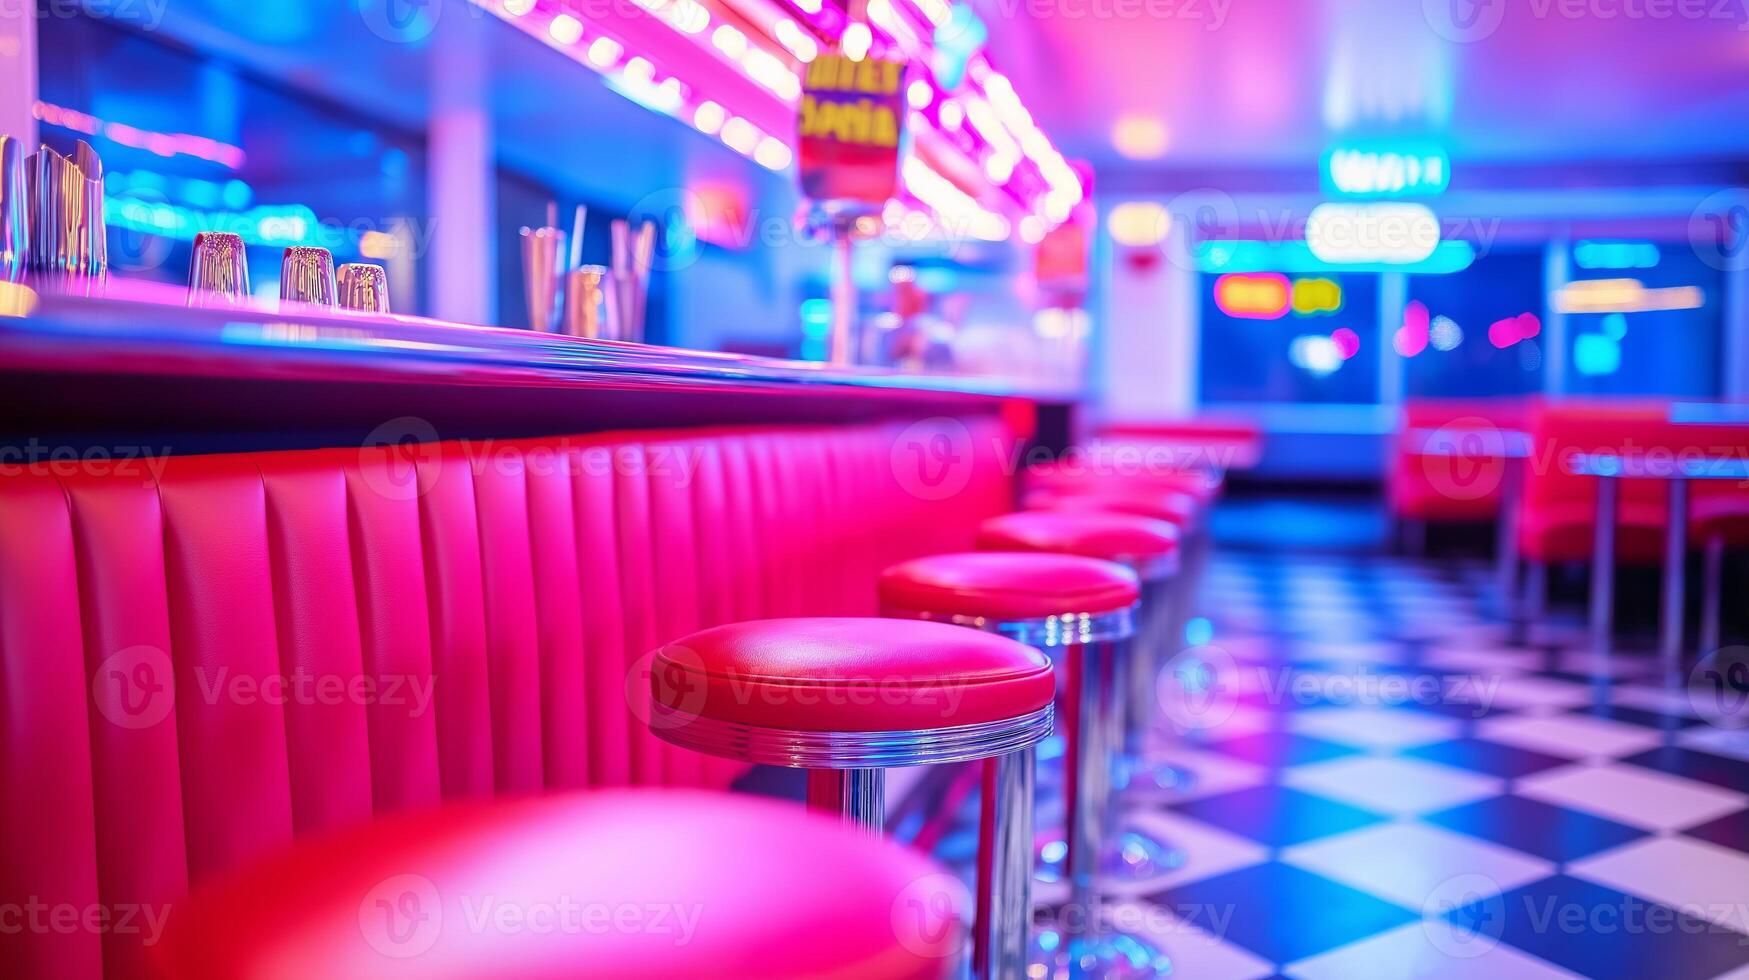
0,416,1018,979
1514,399,1749,561
1519,399,1670,510
1399,398,1531,435
1388,397,1530,520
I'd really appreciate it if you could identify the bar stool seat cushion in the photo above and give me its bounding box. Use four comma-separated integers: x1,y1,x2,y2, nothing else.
155,789,964,980
1026,460,1220,505
1023,487,1198,527
880,552,1140,622
1690,491,1749,547
652,617,1054,732
977,511,1179,575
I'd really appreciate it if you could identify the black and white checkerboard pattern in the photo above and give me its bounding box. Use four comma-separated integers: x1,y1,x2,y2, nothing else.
936,549,1749,979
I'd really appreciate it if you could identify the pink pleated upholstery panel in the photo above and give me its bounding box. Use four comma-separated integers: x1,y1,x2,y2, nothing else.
61,472,190,980
156,454,298,884
0,474,104,980
415,448,499,801
0,416,1018,978
341,448,444,816
567,443,634,788
256,455,376,836
517,442,592,792
467,450,547,796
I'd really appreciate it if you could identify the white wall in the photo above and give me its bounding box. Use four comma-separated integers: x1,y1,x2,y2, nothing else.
1094,196,1199,421
427,22,496,326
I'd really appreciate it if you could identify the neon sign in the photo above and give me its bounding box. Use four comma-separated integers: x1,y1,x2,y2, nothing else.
1487,312,1541,349
1107,202,1169,247
799,52,907,203
1214,273,1290,319
1198,240,1475,276
1322,143,1449,198
1553,279,1704,315
1330,327,1360,360
1395,299,1430,357
1573,240,1660,270
1289,335,1343,376
474,0,1082,242
1291,277,1342,316
1306,203,1441,266
1575,333,1622,376
35,101,247,170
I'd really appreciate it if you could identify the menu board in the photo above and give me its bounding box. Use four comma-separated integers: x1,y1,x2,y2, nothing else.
798,52,907,205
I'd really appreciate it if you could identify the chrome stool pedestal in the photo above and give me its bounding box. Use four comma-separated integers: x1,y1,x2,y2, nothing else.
919,609,1170,980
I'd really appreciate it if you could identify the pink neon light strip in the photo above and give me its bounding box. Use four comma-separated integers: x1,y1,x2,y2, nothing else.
34,101,247,170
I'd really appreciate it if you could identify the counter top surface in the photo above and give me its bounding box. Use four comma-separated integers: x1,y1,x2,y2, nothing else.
0,286,1079,404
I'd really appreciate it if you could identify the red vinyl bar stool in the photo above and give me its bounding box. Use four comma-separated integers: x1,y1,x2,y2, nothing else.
154,789,967,979
878,551,1166,979
980,511,1185,804
1025,457,1223,510
1019,488,1207,820
646,617,1054,980
1024,485,1206,664
1024,459,1218,647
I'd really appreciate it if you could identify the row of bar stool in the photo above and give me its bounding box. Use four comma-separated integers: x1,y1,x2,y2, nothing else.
156,452,1216,979
648,459,1210,978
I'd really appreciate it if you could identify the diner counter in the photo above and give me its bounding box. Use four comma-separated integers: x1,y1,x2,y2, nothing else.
0,286,1078,448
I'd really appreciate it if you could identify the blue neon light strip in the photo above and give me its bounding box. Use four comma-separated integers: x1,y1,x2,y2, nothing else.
1573,240,1660,270
107,196,331,248
1198,240,1476,275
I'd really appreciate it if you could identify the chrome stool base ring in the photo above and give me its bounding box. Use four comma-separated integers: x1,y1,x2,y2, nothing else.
1031,922,1172,980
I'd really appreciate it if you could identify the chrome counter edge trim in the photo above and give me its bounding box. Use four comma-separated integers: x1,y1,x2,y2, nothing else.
650,703,1054,768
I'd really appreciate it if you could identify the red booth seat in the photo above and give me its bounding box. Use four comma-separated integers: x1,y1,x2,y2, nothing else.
1515,400,1749,563
0,416,1017,979
1680,418,1749,549
1690,485,1749,548
1388,397,1529,523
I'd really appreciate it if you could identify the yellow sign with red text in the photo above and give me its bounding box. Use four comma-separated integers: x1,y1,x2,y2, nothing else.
799,52,907,204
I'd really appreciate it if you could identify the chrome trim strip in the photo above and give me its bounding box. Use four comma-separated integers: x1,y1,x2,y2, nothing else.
974,745,1035,980
651,703,1054,768
806,768,886,835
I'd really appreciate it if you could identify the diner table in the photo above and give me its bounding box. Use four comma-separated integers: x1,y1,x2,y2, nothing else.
1568,440,1749,668
1404,424,1534,618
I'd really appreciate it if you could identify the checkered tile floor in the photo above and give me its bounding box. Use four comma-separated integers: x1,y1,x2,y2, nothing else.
930,546,1749,979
